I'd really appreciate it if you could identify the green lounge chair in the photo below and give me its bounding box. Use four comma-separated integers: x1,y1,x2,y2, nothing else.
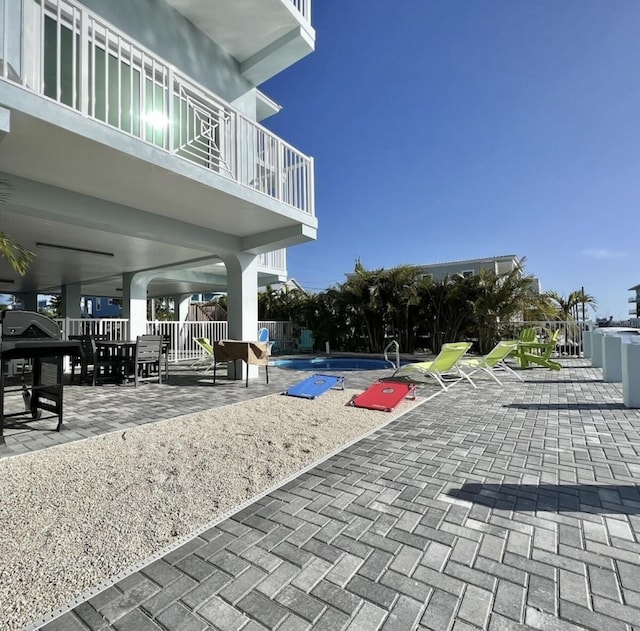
191,337,217,372
392,342,474,391
515,328,562,371
459,341,523,386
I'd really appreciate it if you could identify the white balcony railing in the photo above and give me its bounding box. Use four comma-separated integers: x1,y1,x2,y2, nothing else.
290,0,311,21
257,249,287,272
0,0,314,216
629,296,640,303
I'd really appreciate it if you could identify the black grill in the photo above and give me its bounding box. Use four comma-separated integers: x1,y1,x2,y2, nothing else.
1,311,80,443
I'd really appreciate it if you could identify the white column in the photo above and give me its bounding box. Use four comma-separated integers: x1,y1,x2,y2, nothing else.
172,294,191,323
60,283,82,318
173,293,191,354
122,272,149,339
591,332,604,368
602,335,623,383
622,341,640,408
583,331,592,359
220,253,259,381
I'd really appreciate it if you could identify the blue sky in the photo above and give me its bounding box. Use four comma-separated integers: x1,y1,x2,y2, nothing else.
263,0,640,320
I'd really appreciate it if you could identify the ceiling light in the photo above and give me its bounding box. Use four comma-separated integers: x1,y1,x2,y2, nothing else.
36,242,114,258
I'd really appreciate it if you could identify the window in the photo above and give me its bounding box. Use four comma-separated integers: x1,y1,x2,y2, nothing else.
420,273,433,281
461,270,474,278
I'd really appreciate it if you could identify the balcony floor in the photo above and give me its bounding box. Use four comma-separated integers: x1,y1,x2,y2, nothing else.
3,358,640,631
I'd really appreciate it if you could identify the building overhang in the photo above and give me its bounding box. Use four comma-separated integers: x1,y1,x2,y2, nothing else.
163,0,315,85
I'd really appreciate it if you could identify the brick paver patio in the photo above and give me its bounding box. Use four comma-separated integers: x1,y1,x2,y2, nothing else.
6,358,640,631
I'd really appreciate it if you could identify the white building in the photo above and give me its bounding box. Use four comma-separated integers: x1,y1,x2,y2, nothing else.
0,0,316,381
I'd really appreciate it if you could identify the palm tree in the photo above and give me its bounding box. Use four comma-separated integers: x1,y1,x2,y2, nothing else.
471,263,538,354
545,289,597,321
571,289,597,321
0,180,34,275
545,291,574,321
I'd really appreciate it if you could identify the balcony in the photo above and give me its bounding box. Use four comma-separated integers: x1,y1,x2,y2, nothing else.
629,296,640,303
0,0,314,216
163,0,315,85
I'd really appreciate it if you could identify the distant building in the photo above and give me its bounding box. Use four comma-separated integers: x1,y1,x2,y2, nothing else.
347,255,541,293
628,283,640,319
81,297,122,318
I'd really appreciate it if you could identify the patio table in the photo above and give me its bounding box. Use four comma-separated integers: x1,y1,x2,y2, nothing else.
212,339,269,387
95,340,169,382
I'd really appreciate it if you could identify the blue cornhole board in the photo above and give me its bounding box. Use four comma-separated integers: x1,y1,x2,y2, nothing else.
284,374,345,399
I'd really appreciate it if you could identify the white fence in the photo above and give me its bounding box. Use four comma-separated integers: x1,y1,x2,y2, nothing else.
55,319,297,362
504,320,594,355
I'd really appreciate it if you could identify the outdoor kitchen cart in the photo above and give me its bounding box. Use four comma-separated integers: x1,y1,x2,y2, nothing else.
0,311,80,443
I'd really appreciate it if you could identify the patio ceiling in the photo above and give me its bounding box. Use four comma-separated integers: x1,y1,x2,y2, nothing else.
0,101,314,299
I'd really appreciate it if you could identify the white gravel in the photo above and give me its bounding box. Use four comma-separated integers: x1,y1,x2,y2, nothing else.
0,388,420,631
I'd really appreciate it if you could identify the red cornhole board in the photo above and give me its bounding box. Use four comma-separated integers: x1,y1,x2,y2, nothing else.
350,380,416,412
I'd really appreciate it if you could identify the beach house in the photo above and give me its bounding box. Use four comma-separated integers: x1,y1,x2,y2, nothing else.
0,0,316,378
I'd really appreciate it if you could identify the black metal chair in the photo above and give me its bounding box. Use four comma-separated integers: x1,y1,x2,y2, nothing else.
70,335,119,386
120,335,163,386
69,335,86,384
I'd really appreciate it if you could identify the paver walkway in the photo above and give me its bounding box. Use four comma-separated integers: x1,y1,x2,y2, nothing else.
12,359,640,630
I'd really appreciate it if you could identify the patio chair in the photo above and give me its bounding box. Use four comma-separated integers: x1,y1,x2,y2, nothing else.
515,328,562,371
391,342,474,391
258,327,275,355
70,334,119,386
458,341,523,386
120,335,163,386
191,337,217,372
298,329,314,353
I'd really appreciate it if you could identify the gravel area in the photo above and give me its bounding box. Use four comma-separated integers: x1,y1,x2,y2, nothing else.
0,388,420,631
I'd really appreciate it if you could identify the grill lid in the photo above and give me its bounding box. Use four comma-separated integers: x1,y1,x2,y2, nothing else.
1,311,61,340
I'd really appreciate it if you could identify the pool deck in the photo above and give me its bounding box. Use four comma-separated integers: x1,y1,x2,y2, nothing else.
4,358,640,631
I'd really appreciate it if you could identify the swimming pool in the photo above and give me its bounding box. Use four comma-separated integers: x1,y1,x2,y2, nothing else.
272,357,399,371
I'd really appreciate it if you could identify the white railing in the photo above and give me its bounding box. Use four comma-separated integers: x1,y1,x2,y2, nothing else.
56,318,297,362
257,249,287,272
290,0,311,21
1,0,314,215
504,320,593,356
55,318,129,340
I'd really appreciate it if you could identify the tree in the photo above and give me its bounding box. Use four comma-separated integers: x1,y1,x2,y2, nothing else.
0,180,35,274
470,264,539,354
545,289,597,322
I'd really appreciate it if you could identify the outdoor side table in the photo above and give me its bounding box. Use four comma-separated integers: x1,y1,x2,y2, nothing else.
212,340,269,387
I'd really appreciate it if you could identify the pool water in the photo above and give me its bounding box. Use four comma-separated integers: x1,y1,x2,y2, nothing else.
272,357,398,371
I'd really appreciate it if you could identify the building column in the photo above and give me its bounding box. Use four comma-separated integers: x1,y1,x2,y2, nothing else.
220,253,259,381
172,293,192,352
122,272,149,339
13,292,38,311
60,283,82,318
172,294,191,323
